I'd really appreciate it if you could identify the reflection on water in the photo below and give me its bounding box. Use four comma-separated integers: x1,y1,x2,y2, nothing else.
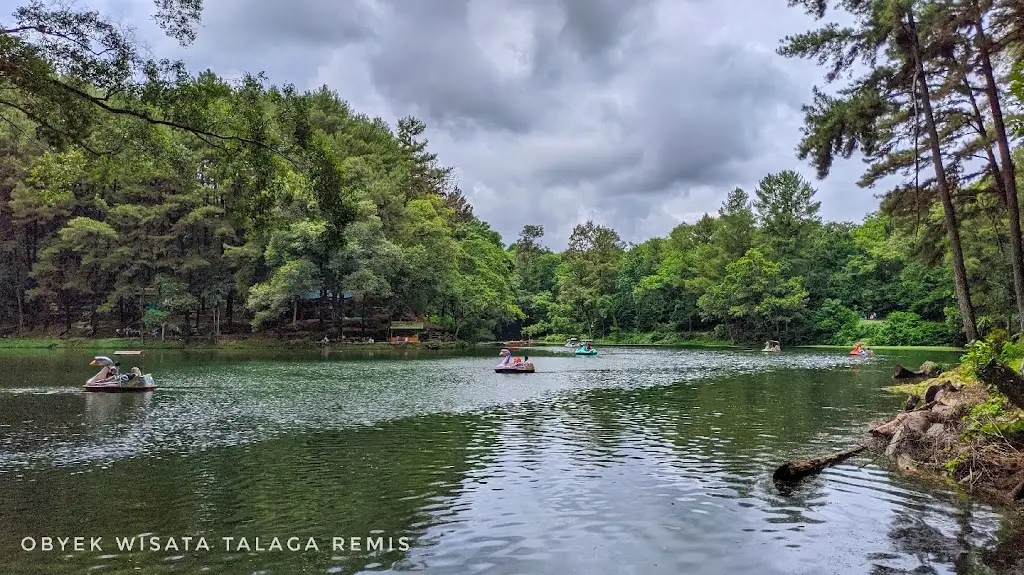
0,346,1018,573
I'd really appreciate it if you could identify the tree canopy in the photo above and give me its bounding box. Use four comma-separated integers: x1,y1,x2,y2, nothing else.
2,0,1023,348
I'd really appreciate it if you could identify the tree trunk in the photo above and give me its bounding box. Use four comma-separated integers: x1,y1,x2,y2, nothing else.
226,289,234,328
976,359,1024,409
292,299,298,324
974,9,1024,334
15,275,23,333
909,11,978,342
961,78,1002,194
318,285,325,328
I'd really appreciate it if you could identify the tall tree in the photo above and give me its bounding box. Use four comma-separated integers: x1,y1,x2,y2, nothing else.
952,0,1024,332
753,170,821,270
779,0,979,341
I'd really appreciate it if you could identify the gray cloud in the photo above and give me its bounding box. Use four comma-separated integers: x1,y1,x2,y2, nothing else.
22,0,884,248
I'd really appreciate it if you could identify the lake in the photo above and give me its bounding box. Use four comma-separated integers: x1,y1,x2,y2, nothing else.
0,345,1017,574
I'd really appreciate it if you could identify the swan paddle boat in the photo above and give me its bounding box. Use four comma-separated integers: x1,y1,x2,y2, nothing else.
564,337,581,348
495,348,535,373
761,340,781,352
84,351,156,392
574,344,597,356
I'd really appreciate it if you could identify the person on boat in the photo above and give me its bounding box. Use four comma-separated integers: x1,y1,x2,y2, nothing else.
522,356,532,368
585,343,592,351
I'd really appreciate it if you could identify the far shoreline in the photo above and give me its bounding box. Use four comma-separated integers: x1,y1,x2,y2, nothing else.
0,336,965,354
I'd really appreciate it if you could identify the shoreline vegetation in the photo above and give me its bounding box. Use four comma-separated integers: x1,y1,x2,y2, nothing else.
0,334,965,352
786,332,1024,512
1,3,996,356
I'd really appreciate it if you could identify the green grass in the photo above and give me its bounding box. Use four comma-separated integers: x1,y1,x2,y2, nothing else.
594,340,738,348
798,344,964,352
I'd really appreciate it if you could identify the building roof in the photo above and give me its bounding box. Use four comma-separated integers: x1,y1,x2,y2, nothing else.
389,321,442,331
390,321,424,330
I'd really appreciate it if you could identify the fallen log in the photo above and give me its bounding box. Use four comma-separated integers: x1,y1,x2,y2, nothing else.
892,361,943,380
1010,475,1024,501
976,360,1024,410
924,381,957,404
772,445,868,483
870,403,937,437
893,364,923,379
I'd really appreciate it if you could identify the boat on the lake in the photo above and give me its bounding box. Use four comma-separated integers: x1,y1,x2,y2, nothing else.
848,342,874,357
564,337,581,348
761,340,781,352
574,344,597,356
84,351,155,392
495,348,535,373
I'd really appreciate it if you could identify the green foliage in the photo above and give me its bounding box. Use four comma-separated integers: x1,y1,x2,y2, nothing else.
142,308,170,328
0,52,525,339
697,249,809,343
811,299,860,345
873,312,953,347
3,0,1019,347
962,394,1024,440
960,331,1024,380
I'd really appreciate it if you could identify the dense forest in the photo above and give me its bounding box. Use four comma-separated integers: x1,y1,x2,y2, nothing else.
2,0,1024,347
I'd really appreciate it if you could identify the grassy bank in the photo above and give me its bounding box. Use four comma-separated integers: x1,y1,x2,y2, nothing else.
0,337,464,351
800,344,964,352
528,331,735,348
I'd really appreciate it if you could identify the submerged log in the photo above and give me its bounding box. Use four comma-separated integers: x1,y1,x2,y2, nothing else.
892,361,943,380
893,364,922,379
976,360,1024,410
772,445,868,483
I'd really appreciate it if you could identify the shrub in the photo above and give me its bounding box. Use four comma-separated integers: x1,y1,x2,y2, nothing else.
811,299,860,345
873,311,954,346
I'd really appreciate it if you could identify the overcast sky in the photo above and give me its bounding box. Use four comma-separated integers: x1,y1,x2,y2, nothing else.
27,0,890,248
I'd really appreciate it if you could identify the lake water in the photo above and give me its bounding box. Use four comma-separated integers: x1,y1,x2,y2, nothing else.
0,345,1018,574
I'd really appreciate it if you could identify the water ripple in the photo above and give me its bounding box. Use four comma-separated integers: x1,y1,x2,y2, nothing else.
0,346,1013,574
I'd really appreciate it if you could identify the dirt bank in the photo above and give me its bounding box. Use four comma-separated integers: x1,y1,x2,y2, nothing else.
876,365,1024,507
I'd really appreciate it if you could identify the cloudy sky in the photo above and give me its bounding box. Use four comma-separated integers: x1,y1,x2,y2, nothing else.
42,0,887,248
